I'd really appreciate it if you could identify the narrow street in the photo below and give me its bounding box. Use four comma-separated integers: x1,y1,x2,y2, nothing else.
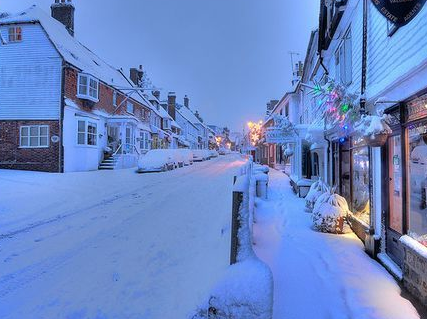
253,169,421,319
0,155,245,319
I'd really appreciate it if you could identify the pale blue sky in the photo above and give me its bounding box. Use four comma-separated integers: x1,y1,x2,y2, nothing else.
1,0,319,131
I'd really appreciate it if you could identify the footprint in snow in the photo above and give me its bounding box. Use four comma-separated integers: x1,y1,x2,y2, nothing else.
112,272,120,282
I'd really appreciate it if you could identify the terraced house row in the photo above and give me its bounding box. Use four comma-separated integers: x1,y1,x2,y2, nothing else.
0,0,219,173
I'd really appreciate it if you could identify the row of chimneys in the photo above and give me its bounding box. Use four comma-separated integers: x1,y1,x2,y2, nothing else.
129,66,191,121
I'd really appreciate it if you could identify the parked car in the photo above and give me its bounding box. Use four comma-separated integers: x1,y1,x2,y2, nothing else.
193,149,210,162
169,149,185,168
179,149,194,166
137,150,175,173
218,148,227,155
209,150,219,158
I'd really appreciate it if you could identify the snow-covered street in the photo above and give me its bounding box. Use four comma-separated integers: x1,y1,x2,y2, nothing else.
253,169,421,319
0,155,245,319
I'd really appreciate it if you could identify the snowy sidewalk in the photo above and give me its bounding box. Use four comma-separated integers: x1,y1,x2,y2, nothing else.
253,169,420,319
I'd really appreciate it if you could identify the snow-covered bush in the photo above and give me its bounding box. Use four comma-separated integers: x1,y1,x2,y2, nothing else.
305,179,328,211
312,187,350,234
355,114,392,147
190,259,273,319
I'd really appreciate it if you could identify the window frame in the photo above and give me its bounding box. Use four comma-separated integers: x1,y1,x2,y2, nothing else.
19,125,49,148
77,73,99,102
76,119,98,147
113,90,117,106
140,131,152,151
126,101,134,114
334,27,352,87
8,26,22,43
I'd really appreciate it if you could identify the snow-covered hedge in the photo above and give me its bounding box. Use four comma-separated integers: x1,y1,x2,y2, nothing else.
305,179,328,211
312,188,350,234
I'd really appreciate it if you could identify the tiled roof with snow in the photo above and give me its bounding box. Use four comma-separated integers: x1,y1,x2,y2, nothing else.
176,103,207,129
0,5,152,108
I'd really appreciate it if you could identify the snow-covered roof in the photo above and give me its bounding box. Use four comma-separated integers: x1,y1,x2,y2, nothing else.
0,6,152,108
176,103,207,128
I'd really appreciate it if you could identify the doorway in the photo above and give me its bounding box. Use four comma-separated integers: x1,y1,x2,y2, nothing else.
386,134,404,266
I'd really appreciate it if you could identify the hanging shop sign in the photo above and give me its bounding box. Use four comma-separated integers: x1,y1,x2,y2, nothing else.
371,0,427,27
407,93,427,122
265,127,295,144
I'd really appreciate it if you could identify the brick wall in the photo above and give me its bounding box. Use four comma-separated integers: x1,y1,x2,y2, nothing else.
0,120,61,172
402,237,427,305
64,67,151,121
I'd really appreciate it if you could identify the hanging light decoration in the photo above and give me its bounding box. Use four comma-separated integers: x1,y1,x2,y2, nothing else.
247,120,263,146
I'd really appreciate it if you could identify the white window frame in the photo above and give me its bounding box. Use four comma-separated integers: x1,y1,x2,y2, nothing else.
163,118,171,130
335,28,352,87
126,101,134,114
113,90,117,106
8,27,22,43
77,119,98,147
20,125,49,148
140,131,151,151
77,73,99,102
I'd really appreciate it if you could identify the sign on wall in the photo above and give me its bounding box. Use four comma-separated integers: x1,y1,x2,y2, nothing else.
372,0,427,27
265,127,295,144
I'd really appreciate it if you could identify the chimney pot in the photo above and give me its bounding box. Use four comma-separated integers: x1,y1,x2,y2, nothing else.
184,95,189,108
51,0,75,36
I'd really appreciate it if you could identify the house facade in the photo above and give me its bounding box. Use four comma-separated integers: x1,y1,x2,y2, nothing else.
0,3,153,172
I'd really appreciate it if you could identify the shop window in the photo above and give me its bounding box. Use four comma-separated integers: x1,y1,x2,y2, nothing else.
312,152,320,177
340,139,351,203
351,141,370,224
408,122,427,245
389,135,403,233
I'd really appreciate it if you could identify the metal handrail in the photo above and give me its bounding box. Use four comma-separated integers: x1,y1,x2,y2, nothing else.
133,145,141,155
113,144,123,156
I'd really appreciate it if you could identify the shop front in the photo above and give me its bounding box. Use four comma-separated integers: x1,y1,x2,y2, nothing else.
331,135,372,242
382,93,427,270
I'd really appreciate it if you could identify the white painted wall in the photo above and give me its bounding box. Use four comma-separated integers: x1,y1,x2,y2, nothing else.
0,23,62,120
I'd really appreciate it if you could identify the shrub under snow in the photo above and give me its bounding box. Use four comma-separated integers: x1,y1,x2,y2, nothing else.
305,179,328,211
312,188,350,234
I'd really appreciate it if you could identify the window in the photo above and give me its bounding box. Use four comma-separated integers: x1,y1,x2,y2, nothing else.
77,74,99,102
140,131,151,151
126,101,134,114
335,28,352,86
163,119,171,130
408,122,427,245
20,125,49,148
113,91,117,106
8,27,22,43
77,120,97,146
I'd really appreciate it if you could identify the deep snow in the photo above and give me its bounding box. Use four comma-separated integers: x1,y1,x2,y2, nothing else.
253,168,421,319
0,155,245,319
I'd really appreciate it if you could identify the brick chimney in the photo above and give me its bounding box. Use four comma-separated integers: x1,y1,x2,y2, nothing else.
152,90,160,100
130,65,143,87
51,0,75,36
167,92,176,120
184,95,189,108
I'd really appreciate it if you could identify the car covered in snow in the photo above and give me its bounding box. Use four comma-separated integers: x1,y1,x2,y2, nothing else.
137,150,175,173
179,149,194,166
193,149,210,162
209,150,219,158
168,149,185,168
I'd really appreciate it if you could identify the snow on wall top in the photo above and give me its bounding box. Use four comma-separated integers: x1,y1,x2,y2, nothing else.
0,5,152,108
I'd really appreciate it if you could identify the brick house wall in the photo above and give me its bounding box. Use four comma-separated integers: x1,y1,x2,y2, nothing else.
64,67,151,121
0,120,61,172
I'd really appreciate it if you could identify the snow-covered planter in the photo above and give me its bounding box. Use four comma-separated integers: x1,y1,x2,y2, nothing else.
355,114,392,147
305,179,328,211
312,187,350,234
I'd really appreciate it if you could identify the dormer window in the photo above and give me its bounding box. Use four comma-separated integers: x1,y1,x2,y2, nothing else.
77,73,99,102
8,27,22,43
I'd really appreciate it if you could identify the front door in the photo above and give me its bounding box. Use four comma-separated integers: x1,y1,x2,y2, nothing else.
386,135,404,266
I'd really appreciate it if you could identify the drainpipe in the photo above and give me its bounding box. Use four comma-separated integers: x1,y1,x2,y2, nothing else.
360,0,368,115
59,62,66,173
